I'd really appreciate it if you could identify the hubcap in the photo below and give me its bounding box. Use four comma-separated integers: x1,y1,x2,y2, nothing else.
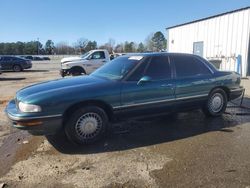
75,112,102,140
209,93,224,113
14,66,20,71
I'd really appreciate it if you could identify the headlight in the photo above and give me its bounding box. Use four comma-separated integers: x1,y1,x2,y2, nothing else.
62,63,70,69
18,102,41,112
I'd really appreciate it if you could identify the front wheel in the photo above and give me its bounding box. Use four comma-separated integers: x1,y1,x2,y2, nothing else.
65,106,108,145
202,88,228,117
70,67,86,76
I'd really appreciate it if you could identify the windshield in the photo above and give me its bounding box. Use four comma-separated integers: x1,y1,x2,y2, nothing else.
91,56,143,80
80,51,91,59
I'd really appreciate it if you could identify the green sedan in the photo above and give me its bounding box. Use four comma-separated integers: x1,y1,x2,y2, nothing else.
5,53,244,144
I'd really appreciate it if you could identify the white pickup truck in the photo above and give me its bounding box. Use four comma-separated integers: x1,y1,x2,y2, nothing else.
60,49,110,77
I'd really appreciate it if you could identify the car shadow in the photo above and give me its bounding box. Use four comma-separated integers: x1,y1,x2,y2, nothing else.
2,70,49,73
0,77,26,81
46,97,250,154
23,70,49,73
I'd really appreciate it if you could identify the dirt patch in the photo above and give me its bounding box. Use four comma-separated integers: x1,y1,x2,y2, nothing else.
2,180,75,188
0,131,36,177
103,179,148,188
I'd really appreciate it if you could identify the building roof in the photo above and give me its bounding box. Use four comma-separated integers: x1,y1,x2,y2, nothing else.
166,6,250,30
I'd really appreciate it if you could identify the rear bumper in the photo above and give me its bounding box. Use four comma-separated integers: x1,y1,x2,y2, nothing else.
229,87,244,100
5,100,63,135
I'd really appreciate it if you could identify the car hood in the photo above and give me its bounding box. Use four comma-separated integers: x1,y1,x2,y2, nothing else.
61,56,83,63
63,59,89,65
16,75,106,102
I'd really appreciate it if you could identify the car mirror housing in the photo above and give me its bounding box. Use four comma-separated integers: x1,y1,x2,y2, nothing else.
137,76,152,85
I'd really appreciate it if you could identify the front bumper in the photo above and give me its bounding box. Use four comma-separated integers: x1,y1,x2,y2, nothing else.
229,87,244,100
5,100,63,135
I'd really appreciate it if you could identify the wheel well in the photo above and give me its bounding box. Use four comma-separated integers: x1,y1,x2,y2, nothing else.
70,66,86,74
13,64,22,68
62,100,114,124
210,86,230,99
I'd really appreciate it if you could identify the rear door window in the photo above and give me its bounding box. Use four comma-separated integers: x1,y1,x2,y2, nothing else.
2,57,12,61
172,55,211,78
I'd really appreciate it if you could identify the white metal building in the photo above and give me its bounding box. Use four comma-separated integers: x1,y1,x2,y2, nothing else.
166,7,250,77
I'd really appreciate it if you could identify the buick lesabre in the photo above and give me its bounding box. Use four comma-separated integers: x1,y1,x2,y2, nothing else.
5,53,244,144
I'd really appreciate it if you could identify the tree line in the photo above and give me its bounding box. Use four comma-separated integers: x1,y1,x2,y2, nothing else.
0,31,166,55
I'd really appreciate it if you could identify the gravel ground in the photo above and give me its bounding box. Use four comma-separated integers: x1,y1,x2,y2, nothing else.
0,61,250,188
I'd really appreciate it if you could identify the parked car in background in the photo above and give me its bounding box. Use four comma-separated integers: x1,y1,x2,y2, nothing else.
33,56,43,61
42,57,50,60
24,56,34,60
5,53,243,145
60,49,110,77
0,56,32,72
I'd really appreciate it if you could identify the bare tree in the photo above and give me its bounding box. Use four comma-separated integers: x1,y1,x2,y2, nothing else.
99,38,116,53
74,38,88,54
108,38,116,52
114,44,124,53
55,41,75,55
144,33,155,51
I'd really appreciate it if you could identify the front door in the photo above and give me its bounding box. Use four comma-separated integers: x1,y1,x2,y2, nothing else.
120,56,175,117
87,51,107,73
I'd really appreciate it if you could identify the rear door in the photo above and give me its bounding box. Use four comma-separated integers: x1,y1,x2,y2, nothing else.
1,57,13,70
120,55,175,116
171,55,213,108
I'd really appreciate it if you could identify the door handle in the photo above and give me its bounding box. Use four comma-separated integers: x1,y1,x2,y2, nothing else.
102,60,107,63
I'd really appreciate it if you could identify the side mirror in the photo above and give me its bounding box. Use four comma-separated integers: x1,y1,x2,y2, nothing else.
137,76,152,85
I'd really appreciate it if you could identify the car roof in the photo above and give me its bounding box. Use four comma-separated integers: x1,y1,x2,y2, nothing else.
122,52,218,73
123,52,200,58
0,55,26,60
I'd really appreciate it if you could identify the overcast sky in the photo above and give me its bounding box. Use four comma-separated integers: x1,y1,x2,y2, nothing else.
0,0,249,45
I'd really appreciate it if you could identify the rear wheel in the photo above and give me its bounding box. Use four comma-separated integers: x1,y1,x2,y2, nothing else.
203,88,227,117
13,65,22,72
65,106,108,145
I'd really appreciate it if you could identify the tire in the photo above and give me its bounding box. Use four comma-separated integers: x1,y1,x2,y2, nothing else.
71,70,82,76
70,67,85,76
65,106,108,145
13,65,22,72
202,88,227,117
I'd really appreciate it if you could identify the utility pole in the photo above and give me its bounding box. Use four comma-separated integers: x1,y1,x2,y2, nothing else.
37,37,39,55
